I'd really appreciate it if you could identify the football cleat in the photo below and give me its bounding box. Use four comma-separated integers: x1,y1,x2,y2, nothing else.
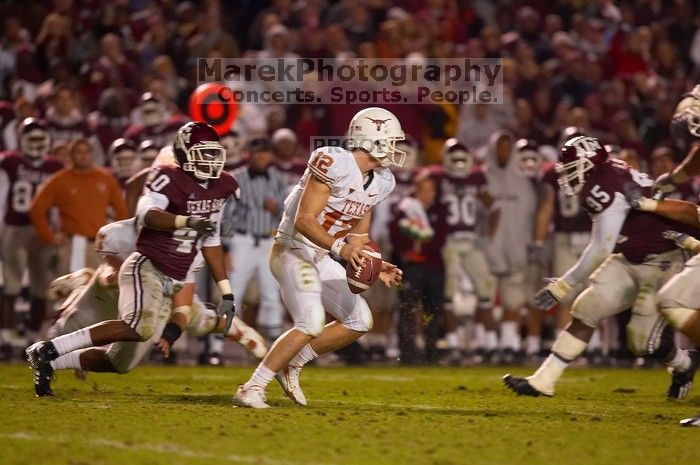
26,342,58,397
503,374,552,397
667,350,699,400
234,384,270,409
227,317,268,360
680,414,700,427
275,365,307,406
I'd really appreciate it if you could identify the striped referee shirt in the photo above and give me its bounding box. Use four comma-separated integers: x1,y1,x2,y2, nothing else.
223,165,288,237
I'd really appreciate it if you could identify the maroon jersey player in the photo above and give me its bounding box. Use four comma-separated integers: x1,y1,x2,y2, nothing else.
0,118,63,360
123,93,187,149
27,122,240,396
432,139,499,357
505,135,698,399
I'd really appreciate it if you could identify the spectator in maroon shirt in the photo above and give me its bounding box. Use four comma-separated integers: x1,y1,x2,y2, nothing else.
390,170,447,365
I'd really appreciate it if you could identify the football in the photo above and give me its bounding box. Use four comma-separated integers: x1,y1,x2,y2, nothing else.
346,241,383,294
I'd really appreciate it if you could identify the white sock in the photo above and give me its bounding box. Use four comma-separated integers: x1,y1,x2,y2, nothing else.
485,330,498,351
526,335,541,355
50,350,83,370
289,343,319,367
527,354,568,395
667,349,691,372
445,331,460,349
51,328,93,356
246,363,276,389
0,328,12,343
474,323,486,350
500,321,521,351
588,330,601,351
209,334,224,354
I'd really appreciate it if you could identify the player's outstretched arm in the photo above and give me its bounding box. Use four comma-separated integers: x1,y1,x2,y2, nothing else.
295,175,373,269
655,143,700,196
632,197,700,228
535,194,628,310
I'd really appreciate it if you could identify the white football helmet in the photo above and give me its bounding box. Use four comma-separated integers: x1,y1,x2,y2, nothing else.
347,107,406,167
515,139,542,179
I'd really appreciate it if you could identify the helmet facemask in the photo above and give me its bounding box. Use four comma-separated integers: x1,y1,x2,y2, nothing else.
21,130,50,158
177,127,226,180
141,101,165,127
684,103,700,137
445,149,474,177
372,137,406,167
111,149,141,178
518,150,542,179
556,157,594,196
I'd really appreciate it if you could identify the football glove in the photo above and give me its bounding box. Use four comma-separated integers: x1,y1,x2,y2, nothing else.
534,278,573,311
624,184,658,211
187,216,216,236
653,170,688,199
663,230,700,253
218,294,236,334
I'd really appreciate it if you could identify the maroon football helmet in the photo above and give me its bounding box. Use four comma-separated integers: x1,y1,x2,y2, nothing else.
442,138,474,177
140,92,165,127
173,122,225,180
19,117,51,158
109,138,140,178
515,138,541,179
556,135,608,195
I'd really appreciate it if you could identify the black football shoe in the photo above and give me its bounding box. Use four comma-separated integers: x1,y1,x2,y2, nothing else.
667,350,700,400
503,374,552,397
26,342,58,397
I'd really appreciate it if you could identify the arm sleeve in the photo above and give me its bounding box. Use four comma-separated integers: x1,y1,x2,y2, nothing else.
562,192,629,285
30,177,58,244
135,190,169,228
202,209,223,247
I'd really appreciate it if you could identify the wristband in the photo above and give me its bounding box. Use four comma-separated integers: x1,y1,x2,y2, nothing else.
161,322,183,345
671,168,689,184
175,215,188,228
637,197,658,212
330,237,346,259
217,279,232,295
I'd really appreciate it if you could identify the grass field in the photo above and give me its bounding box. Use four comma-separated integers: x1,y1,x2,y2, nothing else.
1,364,699,465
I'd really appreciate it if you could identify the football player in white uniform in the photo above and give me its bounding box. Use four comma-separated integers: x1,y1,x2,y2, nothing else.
235,107,404,408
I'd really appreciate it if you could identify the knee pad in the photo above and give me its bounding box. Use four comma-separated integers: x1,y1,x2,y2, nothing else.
342,300,374,333
662,307,696,330
570,290,604,329
500,273,525,310
106,351,134,374
294,302,325,337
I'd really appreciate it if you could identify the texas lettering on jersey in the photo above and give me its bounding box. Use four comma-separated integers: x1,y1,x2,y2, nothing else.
136,165,239,280
578,158,698,263
0,152,63,225
277,146,395,256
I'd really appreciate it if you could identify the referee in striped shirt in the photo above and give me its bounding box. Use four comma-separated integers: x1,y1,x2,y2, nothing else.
224,137,288,342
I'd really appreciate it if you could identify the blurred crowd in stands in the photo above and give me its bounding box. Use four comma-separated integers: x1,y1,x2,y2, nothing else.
1,0,700,366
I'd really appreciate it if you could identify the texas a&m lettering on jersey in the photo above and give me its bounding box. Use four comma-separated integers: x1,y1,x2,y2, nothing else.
579,158,699,263
136,164,239,280
0,152,63,225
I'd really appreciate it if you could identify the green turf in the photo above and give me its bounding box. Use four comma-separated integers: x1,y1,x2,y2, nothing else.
1,364,699,465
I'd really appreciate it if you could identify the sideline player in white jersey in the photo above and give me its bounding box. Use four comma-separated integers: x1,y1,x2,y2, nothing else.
235,107,405,408
47,217,267,362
